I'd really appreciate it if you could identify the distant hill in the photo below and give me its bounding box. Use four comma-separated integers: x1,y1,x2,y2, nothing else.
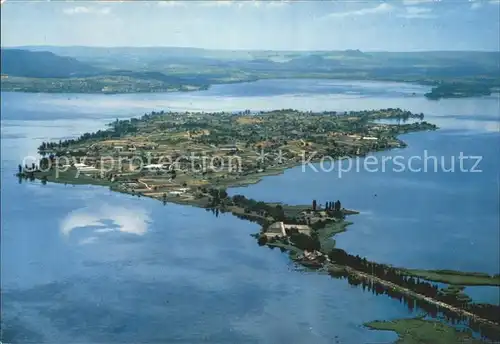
0,49,101,78
343,49,368,57
11,46,499,79
2,46,498,96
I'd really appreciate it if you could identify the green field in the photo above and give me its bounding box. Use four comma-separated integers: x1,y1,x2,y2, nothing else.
365,318,484,344
402,269,500,287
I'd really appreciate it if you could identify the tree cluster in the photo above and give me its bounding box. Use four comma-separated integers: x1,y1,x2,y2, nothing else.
328,248,500,327
230,194,286,221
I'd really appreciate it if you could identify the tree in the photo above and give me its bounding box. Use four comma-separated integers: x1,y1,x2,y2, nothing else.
312,199,317,211
290,232,320,251
334,200,342,211
257,234,268,246
219,189,228,199
272,204,285,221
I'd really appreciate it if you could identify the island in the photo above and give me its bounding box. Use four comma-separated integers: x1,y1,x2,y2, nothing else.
424,82,494,100
23,108,434,193
16,108,500,341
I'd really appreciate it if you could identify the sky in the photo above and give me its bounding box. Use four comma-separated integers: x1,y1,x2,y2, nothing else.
1,0,499,51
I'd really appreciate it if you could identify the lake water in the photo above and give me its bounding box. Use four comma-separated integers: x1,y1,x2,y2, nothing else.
1,79,499,343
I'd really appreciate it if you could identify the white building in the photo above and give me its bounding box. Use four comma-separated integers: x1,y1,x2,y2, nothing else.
144,164,166,170
72,163,98,172
264,221,312,238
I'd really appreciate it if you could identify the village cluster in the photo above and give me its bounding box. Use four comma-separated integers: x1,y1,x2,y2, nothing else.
26,108,434,203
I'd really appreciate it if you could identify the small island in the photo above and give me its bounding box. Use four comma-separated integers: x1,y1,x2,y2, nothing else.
425,82,493,100
16,108,500,341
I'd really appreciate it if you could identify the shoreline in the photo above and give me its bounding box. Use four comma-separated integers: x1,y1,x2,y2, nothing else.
342,265,499,328
14,107,500,340
402,269,500,287
2,76,422,95
16,136,500,289
19,156,500,336
365,318,485,344
3,76,495,101
1,77,429,96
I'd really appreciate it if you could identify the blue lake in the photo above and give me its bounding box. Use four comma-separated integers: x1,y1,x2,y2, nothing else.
1,80,499,343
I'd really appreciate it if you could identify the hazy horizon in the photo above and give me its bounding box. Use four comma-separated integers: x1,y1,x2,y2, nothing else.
1,0,499,51
2,45,500,54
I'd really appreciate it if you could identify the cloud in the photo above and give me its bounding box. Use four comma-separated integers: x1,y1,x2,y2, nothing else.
63,6,111,15
157,1,186,7
325,3,393,18
252,1,262,8
200,0,233,7
468,0,500,9
469,0,500,8
237,1,287,9
156,0,288,9
470,1,483,9
215,0,233,6
79,237,98,245
60,204,151,240
398,6,436,18
267,1,289,8
402,0,436,5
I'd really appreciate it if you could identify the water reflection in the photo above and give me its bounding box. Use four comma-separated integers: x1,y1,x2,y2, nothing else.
61,204,151,241
328,268,500,342
229,130,499,275
2,80,499,343
208,195,500,340
375,116,499,134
